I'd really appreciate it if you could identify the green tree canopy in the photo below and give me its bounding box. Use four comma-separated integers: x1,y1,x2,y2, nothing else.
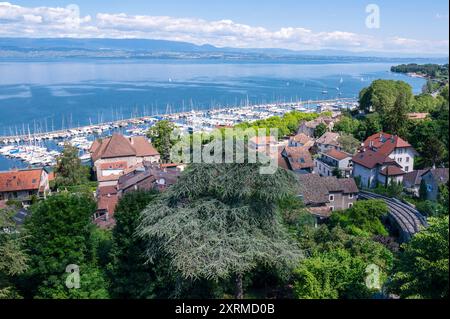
54,144,90,188
108,190,170,299
314,123,327,138
390,216,449,299
138,162,302,298
0,208,28,299
21,192,108,298
147,120,177,163
337,133,360,154
329,200,389,237
359,80,413,114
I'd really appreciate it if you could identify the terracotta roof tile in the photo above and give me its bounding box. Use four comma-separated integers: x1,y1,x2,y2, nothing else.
290,133,314,146
0,169,43,192
325,149,352,161
282,146,314,171
90,134,159,162
316,132,341,147
130,136,160,157
380,165,406,176
99,161,127,170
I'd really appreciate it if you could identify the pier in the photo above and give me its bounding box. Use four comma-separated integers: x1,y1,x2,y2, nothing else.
0,98,356,145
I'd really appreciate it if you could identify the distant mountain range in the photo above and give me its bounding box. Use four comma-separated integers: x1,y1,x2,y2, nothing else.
0,38,448,60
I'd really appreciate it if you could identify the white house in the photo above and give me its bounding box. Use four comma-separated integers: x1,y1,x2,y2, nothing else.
352,133,417,189
314,149,353,178
315,132,342,154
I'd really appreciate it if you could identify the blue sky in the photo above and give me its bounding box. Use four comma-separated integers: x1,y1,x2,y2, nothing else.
1,1,449,54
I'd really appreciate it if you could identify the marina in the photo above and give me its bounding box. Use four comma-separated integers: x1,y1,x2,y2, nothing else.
0,98,357,169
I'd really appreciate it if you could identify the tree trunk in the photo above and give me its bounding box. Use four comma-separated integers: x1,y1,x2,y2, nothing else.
235,273,244,299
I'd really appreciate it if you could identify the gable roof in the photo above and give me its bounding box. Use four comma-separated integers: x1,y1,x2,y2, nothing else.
403,169,428,187
325,149,352,161
423,168,449,185
380,165,406,176
0,169,43,192
363,132,412,154
316,132,340,146
130,136,160,157
352,149,390,169
290,133,314,146
90,134,159,162
297,174,358,205
282,146,314,171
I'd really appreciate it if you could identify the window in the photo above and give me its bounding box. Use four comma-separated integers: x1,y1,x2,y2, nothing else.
349,193,354,199
329,206,334,212
405,166,409,172
329,195,334,202
348,203,353,208
398,158,402,162
406,157,410,163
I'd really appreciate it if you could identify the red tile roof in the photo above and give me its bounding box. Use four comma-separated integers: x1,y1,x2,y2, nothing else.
363,132,412,153
380,165,406,176
97,194,119,216
325,149,352,161
316,132,341,147
130,136,159,157
290,133,314,145
353,132,415,169
352,149,389,169
90,134,159,162
99,161,127,170
282,146,314,171
0,169,43,192
97,185,118,196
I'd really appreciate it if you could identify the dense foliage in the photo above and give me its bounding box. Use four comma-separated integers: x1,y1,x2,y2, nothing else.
107,190,171,299
0,208,28,299
19,192,109,299
54,144,91,188
293,224,394,299
138,161,302,298
390,216,449,299
391,64,448,81
329,200,389,237
235,110,319,138
147,120,176,163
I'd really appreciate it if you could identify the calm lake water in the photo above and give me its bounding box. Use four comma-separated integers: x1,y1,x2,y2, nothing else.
0,59,430,137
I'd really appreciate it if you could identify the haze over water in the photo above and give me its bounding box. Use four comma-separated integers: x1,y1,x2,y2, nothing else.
0,59,431,136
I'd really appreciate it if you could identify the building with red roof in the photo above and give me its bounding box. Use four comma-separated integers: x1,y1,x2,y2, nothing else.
314,149,353,178
0,168,50,202
90,134,160,187
93,162,181,229
352,132,418,188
